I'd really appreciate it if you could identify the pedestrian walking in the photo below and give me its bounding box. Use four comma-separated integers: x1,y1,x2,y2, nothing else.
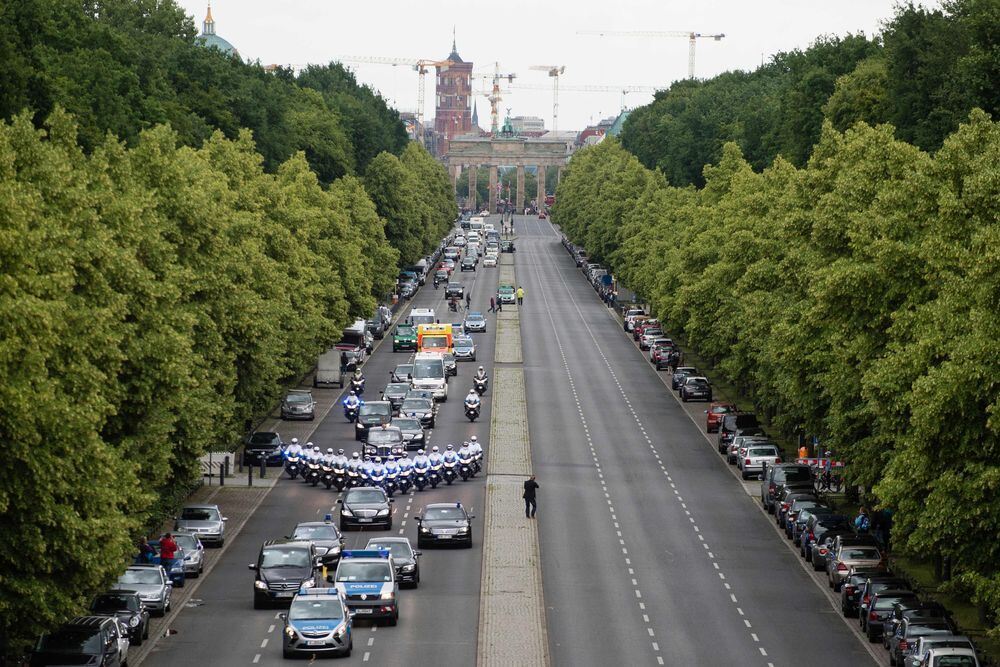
465,292,471,310
489,296,496,313
516,286,524,305
854,507,870,534
496,298,502,312
159,532,178,571
523,475,539,518
137,536,155,564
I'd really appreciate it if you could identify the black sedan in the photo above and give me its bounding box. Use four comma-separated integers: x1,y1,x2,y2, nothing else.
445,283,465,299
366,537,421,588
416,503,474,548
460,256,476,272
244,431,284,466
289,521,344,568
338,487,393,531
680,376,713,402
671,367,699,390
400,397,435,428
90,590,150,646
381,382,410,412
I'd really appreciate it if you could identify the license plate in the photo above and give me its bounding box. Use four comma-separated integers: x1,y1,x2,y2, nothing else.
438,534,452,539
354,608,372,614
307,640,325,646
359,518,372,523
275,591,294,598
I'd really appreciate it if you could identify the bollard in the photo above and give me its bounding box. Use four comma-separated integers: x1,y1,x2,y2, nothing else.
224,455,230,479
248,461,253,487
219,462,225,487
259,457,266,479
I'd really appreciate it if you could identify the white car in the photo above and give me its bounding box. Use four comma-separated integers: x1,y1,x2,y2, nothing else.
740,444,782,480
483,255,497,267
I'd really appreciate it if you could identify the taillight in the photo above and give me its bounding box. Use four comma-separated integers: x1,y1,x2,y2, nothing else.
774,458,782,463
781,502,791,510
837,563,848,572
819,548,828,555
844,584,855,593
898,640,909,651
869,610,878,621
769,483,776,492
745,458,752,466
862,594,870,604
808,531,815,541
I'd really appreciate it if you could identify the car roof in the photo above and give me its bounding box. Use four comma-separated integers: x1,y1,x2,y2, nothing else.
467,311,484,317
426,502,466,510
367,537,410,545
294,521,337,528
97,589,139,597
127,564,162,570
183,503,220,510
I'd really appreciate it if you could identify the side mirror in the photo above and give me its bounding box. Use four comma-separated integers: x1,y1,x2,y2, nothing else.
414,516,422,522
389,498,395,503
248,563,257,570
414,551,422,557
336,499,343,504
222,517,229,522
469,515,476,519
279,613,287,621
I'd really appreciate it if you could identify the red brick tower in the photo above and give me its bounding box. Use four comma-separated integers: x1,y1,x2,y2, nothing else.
434,34,473,157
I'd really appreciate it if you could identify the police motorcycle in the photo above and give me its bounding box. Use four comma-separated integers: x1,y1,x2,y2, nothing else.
468,436,483,476
464,391,481,422
458,446,475,482
350,370,366,396
283,439,303,480
427,447,443,489
412,450,430,492
384,458,400,498
369,457,387,490
442,445,459,486
332,452,349,492
343,391,362,422
346,454,362,489
473,367,489,395
397,455,414,494
304,446,323,487
320,449,336,489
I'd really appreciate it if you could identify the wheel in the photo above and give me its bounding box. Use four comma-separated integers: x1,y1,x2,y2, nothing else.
682,395,688,402
217,538,224,548
386,611,398,627
740,471,749,480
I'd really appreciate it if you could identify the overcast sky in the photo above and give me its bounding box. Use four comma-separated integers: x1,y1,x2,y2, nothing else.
177,0,936,132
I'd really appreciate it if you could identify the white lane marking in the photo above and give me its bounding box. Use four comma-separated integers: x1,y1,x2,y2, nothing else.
253,655,260,664
363,651,371,662
267,624,274,633
260,638,268,648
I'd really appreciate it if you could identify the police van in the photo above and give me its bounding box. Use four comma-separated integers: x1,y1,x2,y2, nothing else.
333,550,398,626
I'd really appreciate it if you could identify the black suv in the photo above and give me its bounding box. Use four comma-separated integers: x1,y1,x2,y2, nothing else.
249,540,318,609
445,283,465,299
354,401,392,441
244,431,284,466
31,616,127,667
718,413,761,451
761,463,812,513
90,590,150,646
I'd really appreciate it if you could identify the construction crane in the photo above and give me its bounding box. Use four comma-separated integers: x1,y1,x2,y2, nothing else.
529,65,565,131
331,55,458,142
472,64,517,135
509,83,658,111
577,30,725,79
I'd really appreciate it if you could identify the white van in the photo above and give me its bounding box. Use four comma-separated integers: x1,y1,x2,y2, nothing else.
314,348,345,388
409,308,436,327
411,352,448,401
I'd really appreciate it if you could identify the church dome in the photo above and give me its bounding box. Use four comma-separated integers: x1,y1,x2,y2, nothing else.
197,3,239,57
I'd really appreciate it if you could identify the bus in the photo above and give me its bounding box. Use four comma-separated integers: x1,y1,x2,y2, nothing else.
417,323,452,354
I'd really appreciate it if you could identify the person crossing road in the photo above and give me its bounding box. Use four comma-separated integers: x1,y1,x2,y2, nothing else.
523,475,539,518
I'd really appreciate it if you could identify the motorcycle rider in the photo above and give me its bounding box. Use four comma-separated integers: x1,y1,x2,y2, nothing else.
323,448,337,466
371,456,387,484
468,435,483,465
347,452,362,478
427,445,443,468
351,368,366,391
361,455,375,482
413,449,430,473
284,437,303,459
343,390,362,412
398,452,413,474
443,444,459,465
474,365,488,382
384,455,400,478
333,448,349,469
458,441,473,465
465,388,482,411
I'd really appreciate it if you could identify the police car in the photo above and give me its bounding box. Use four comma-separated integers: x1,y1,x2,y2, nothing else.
280,588,352,658
333,550,399,625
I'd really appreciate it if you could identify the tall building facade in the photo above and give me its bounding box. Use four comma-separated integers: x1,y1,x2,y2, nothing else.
433,37,473,157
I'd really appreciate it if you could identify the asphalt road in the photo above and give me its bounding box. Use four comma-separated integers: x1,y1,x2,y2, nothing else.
517,214,874,666
144,246,496,666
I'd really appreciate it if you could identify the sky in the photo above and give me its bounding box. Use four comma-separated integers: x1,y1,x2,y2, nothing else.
177,0,938,132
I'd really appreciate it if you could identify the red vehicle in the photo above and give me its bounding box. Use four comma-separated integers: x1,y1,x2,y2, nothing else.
633,319,660,341
705,402,737,433
649,340,674,364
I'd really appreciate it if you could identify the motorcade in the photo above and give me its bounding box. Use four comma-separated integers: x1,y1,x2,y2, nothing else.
174,503,227,546
244,430,285,466
442,352,458,377
399,396,435,428
89,591,150,647
464,311,487,333
338,487,394,531
391,364,414,383
112,565,171,616
281,389,316,421
30,616,128,667
354,401,392,441
249,540,318,609
417,323,453,354
411,352,448,401
290,519,344,568
366,537,421,588
416,502,475,548
280,588,353,658
390,416,426,450
381,382,410,412
392,323,418,352
363,424,405,460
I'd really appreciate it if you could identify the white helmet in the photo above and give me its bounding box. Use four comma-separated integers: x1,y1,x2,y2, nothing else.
291,438,299,445
374,457,382,463
478,366,484,372
352,452,360,459
401,452,408,458
417,449,425,455
446,444,454,451
337,449,344,455
349,390,356,396
431,446,439,453
471,435,478,442
327,448,334,454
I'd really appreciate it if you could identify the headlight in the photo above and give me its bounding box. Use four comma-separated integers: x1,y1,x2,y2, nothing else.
341,509,353,517
457,527,469,533
376,509,389,517
300,579,315,589
380,592,394,600
285,626,296,639
402,564,415,572
420,526,431,533
328,545,340,553
334,623,348,638
314,547,328,555
413,433,424,440
254,581,268,590
129,616,140,627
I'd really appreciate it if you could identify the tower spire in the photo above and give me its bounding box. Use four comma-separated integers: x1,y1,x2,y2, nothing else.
452,26,456,54
203,1,215,36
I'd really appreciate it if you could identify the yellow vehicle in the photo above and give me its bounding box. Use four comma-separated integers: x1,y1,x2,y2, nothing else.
417,323,453,354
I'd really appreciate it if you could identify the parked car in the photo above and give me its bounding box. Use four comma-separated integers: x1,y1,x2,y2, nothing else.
112,565,172,616
914,647,979,667
865,590,919,640
671,367,699,390
777,492,821,533
841,568,888,618
904,637,977,667
89,590,150,646
680,376,713,402
761,463,812,513
705,402,737,433
888,618,954,665
281,389,316,421
828,540,883,590
740,443,782,479
244,430,284,466
174,503,227,547
30,616,129,667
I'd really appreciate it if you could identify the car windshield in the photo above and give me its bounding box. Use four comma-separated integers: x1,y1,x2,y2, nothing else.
286,394,311,405
293,525,339,541
336,562,392,582
644,329,663,337
289,598,344,621
910,625,953,637
260,548,310,569
783,468,813,483
396,326,414,335
174,535,199,550
711,405,732,414
422,336,449,349
37,629,102,654
346,490,386,504
934,658,976,667
394,365,413,378
359,404,391,417
368,542,412,559
92,594,136,613
249,433,277,444
875,595,917,609
386,384,409,394
120,569,162,585
843,548,881,560
688,379,710,388
401,399,432,411
367,429,401,444
392,418,421,430
412,359,443,379
750,448,779,456
424,507,466,521
468,312,484,319
181,507,220,521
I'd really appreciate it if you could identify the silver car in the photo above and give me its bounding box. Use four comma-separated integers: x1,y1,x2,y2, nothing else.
175,504,227,547
113,565,172,616
453,336,477,360
740,444,782,480
173,532,205,576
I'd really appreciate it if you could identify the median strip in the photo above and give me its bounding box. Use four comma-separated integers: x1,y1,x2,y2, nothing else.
477,252,549,667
